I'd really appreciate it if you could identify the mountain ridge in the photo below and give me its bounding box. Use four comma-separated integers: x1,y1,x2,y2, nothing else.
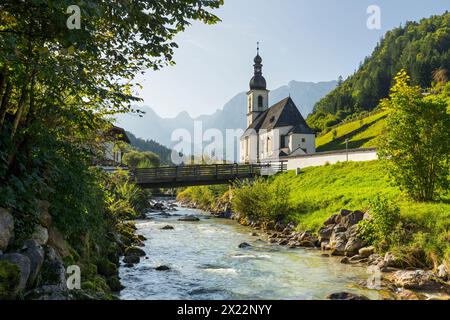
116,80,337,148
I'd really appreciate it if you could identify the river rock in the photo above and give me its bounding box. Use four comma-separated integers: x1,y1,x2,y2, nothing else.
0,253,31,295
47,226,70,258
31,225,49,246
344,236,364,255
359,246,375,258
326,292,369,300
238,242,252,249
125,246,146,257
387,270,446,291
340,210,365,228
333,224,347,233
324,214,338,225
318,225,334,241
40,246,66,289
123,255,139,264
437,264,448,280
340,257,351,264
382,252,400,268
0,208,14,251
161,225,174,230
251,232,259,236
329,232,347,255
178,216,200,222
21,240,44,287
278,239,289,246
155,265,170,271
37,200,52,228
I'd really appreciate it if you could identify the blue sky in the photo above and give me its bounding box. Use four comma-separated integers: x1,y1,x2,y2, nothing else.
133,0,449,118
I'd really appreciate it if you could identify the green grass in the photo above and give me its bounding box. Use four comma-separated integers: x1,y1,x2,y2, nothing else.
273,161,449,231
316,111,388,152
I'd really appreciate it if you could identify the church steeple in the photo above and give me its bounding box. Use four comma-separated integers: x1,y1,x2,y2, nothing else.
246,42,269,128
249,42,267,90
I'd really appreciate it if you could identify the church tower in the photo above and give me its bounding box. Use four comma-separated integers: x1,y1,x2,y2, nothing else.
247,43,269,127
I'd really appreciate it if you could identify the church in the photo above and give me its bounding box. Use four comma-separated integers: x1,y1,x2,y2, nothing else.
240,47,316,163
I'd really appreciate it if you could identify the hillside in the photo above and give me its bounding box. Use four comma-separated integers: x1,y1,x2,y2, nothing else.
315,111,387,152
309,12,450,131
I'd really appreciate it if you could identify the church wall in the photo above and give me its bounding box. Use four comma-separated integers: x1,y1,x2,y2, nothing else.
289,133,316,154
286,148,378,170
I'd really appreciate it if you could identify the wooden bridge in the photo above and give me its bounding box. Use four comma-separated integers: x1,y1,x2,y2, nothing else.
132,162,287,188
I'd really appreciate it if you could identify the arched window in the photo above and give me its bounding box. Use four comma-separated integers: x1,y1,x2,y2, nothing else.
258,96,263,109
248,96,252,113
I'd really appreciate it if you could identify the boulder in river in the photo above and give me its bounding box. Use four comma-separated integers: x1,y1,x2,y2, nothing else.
238,242,252,249
155,265,170,271
161,225,175,230
123,255,139,264
359,246,375,258
125,246,146,257
327,292,370,300
178,216,200,222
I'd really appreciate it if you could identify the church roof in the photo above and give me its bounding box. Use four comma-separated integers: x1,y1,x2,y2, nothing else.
243,97,314,137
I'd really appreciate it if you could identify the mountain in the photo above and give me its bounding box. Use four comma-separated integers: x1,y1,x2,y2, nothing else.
309,12,450,131
116,80,337,151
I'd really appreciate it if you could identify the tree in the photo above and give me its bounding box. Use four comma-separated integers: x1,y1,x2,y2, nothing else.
123,150,160,170
378,70,450,201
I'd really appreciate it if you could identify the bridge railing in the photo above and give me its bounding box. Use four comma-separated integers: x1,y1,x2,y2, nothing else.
132,161,287,185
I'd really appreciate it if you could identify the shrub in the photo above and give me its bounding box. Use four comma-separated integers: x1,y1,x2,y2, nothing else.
358,195,401,250
231,177,291,222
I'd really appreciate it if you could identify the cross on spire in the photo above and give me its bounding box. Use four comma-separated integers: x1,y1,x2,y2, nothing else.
257,41,260,55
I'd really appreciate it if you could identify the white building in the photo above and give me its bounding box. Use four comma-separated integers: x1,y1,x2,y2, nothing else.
240,47,316,163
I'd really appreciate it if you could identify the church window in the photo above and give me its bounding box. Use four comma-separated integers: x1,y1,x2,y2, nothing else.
258,95,263,109
280,135,288,148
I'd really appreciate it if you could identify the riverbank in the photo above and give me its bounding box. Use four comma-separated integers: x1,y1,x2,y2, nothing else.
0,170,152,300
176,161,450,300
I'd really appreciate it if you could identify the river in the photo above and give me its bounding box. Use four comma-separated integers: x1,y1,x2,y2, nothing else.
119,205,382,300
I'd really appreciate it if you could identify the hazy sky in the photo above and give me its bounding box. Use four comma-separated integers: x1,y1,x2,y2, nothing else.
133,0,449,118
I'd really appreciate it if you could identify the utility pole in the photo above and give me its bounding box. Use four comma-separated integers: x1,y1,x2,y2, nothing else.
345,138,349,162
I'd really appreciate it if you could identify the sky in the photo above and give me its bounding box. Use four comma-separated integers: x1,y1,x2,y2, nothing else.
133,0,449,118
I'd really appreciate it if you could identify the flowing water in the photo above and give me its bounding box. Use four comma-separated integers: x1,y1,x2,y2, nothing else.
120,206,381,300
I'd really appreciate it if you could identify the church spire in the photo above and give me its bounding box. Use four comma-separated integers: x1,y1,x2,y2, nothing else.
250,42,266,90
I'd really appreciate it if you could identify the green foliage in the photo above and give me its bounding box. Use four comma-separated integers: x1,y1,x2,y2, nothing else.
310,12,450,132
378,70,450,201
126,131,173,165
358,195,401,249
122,149,160,170
0,260,20,300
101,169,151,220
231,177,291,223
177,186,218,210
315,110,387,151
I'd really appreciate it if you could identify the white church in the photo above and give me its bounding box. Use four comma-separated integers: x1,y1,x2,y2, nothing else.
240,47,316,163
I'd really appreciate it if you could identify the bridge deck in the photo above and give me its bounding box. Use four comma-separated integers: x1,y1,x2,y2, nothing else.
133,162,286,188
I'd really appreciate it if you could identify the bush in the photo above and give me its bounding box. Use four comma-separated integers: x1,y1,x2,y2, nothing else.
358,195,401,250
231,177,291,223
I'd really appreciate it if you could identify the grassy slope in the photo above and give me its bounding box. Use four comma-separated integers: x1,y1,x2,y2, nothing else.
272,161,450,235
315,111,387,152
